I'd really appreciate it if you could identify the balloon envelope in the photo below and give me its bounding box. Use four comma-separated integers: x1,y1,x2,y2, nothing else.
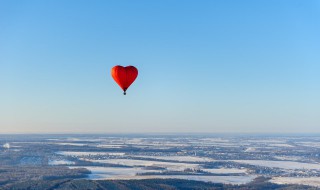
111,65,138,95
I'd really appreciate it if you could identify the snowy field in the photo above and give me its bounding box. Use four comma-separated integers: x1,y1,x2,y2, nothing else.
49,159,75,165
83,158,200,171
69,166,255,184
57,151,125,156
96,144,125,148
231,160,320,170
297,142,320,148
53,143,87,146
132,155,214,162
202,168,247,174
273,156,303,161
267,143,295,148
270,177,320,187
69,166,161,179
103,175,256,184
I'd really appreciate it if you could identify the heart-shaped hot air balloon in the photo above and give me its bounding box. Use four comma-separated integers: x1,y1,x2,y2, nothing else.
111,65,138,95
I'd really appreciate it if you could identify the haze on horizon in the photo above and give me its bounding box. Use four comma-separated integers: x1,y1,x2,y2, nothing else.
1,0,319,134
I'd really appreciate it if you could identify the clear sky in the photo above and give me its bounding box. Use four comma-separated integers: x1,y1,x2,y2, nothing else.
1,0,319,134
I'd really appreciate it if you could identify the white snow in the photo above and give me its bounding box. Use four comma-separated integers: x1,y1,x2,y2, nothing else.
202,143,239,148
201,138,230,143
69,166,255,184
132,155,214,162
202,168,247,174
244,147,256,152
69,166,161,179
48,159,75,165
94,174,255,184
54,143,87,146
83,158,200,171
57,151,125,156
274,156,302,161
46,138,60,141
270,177,320,187
66,138,104,142
246,139,286,143
3,143,10,149
268,144,294,148
231,160,320,170
96,144,124,148
298,142,320,148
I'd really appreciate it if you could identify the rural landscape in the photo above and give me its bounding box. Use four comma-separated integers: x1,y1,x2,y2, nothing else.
1,134,320,189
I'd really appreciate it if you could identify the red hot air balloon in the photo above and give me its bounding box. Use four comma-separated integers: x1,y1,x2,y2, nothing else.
111,65,138,95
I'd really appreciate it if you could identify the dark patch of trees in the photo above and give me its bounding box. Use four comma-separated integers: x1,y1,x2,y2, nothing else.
3,177,318,190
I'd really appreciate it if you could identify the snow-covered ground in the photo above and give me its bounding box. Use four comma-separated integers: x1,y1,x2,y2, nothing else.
274,156,302,161
3,143,10,149
202,168,247,174
96,144,124,148
46,136,320,186
132,155,214,162
131,143,187,147
70,166,255,184
69,166,161,179
201,138,230,143
95,174,255,184
200,143,239,147
54,143,87,146
65,138,103,142
270,177,320,187
244,147,256,152
298,142,320,148
246,139,286,143
121,175,255,184
267,144,295,148
49,159,75,165
231,160,320,170
83,158,200,171
57,151,125,156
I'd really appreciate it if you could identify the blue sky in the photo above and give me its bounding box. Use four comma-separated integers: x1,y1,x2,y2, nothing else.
1,0,319,133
